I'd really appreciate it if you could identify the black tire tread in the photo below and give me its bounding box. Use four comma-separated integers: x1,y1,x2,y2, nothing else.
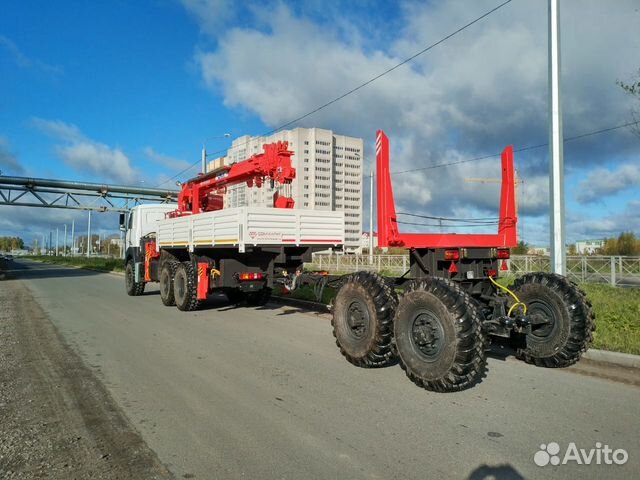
395,278,487,392
125,260,145,296
160,261,179,306
331,271,398,368
513,273,595,367
175,262,201,312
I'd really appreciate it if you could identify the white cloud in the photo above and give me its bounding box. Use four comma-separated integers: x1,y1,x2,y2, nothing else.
0,35,63,75
575,163,640,203
180,0,235,36
0,136,25,174
32,118,137,184
144,147,191,170
186,0,640,239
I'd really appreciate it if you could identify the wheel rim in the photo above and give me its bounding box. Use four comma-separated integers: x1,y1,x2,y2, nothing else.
175,269,186,302
126,264,133,289
527,300,557,339
160,269,169,297
345,300,370,340
410,310,445,361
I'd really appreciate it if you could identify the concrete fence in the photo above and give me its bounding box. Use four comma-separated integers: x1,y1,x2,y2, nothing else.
307,253,640,287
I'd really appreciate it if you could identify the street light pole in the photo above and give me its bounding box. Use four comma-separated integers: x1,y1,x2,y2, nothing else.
71,219,75,256
86,210,91,258
64,224,67,256
202,133,231,174
548,0,565,275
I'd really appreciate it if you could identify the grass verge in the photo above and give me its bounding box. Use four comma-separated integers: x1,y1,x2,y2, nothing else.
25,255,124,273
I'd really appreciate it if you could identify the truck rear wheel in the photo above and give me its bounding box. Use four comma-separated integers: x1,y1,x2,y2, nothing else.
125,260,145,296
512,273,595,367
393,278,487,392
159,261,178,306
174,262,201,311
331,272,398,368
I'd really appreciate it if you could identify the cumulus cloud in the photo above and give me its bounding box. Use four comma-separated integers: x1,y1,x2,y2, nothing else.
569,200,640,238
32,118,137,184
180,0,235,36
0,136,25,174
575,163,640,203
184,0,640,238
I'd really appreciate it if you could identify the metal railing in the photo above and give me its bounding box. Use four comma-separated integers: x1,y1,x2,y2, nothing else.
308,253,640,287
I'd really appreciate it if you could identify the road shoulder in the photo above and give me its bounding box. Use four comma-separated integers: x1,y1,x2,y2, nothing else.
0,272,174,479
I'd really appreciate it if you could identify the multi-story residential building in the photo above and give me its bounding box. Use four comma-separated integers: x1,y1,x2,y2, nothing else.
209,128,363,250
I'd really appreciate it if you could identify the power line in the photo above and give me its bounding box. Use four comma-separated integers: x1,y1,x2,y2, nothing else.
397,212,498,223
391,120,639,175
157,0,515,187
397,220,499,228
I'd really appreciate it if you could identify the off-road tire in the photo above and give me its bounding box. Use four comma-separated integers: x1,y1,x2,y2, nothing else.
125,260,145,296
246,287,272,306
159,261,179,306
512,272,595,367
331,272,398,368
174,262,201,311
393,277,487,392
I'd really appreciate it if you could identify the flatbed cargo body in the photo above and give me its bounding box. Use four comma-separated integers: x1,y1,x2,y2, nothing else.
156,207,345,252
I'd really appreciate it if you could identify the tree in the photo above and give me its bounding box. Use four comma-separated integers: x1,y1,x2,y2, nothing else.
617,232,639,256
568,243,577,255
600,232,639,256
0,236,24,252
512,240,529,254
617,68,640,136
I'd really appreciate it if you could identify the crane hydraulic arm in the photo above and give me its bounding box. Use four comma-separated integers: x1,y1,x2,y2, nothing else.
172,141,296,217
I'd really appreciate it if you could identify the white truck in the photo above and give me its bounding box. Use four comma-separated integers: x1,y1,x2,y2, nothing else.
122,140,345,311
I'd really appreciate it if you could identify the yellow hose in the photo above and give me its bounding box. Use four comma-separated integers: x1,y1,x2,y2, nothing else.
488,276,528,317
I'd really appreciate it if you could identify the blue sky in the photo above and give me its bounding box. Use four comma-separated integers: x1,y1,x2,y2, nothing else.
0,0,639,246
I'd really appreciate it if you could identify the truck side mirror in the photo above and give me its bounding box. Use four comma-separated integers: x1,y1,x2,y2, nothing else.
119,213,126,231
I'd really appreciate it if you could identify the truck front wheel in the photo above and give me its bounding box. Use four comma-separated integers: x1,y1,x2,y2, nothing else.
174,262,201,311
125,260,145,296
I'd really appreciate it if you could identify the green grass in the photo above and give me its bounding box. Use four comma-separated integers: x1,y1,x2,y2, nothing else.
580,284,640,355
26,255,124,273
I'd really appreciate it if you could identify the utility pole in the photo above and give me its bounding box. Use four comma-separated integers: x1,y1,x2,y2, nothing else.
71,219,75,256
64,224,67,256
201,145,207,175
55,227,59,256
49,231,52,256
549,0,565,275
42,234,45,256
369,171,374,265
86,210,91,258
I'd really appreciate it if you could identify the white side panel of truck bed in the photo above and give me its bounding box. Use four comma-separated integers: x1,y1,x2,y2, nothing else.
156,207,344,252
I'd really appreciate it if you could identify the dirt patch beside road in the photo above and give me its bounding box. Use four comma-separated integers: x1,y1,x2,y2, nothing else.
0,270,174,479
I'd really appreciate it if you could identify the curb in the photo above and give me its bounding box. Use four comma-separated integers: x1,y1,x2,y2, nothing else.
582,349,640,369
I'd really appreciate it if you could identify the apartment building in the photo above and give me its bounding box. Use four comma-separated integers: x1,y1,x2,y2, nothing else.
209,128,363,250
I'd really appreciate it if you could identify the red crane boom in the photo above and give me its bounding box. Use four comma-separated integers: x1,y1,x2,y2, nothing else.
171,141,296,217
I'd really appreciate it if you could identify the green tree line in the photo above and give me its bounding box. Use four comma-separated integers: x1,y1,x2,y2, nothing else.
0,236,24,251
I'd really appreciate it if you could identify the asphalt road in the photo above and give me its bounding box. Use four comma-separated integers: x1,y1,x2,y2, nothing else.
9,259,640,479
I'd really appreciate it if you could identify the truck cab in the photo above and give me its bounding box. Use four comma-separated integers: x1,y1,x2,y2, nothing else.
124,203,178,253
